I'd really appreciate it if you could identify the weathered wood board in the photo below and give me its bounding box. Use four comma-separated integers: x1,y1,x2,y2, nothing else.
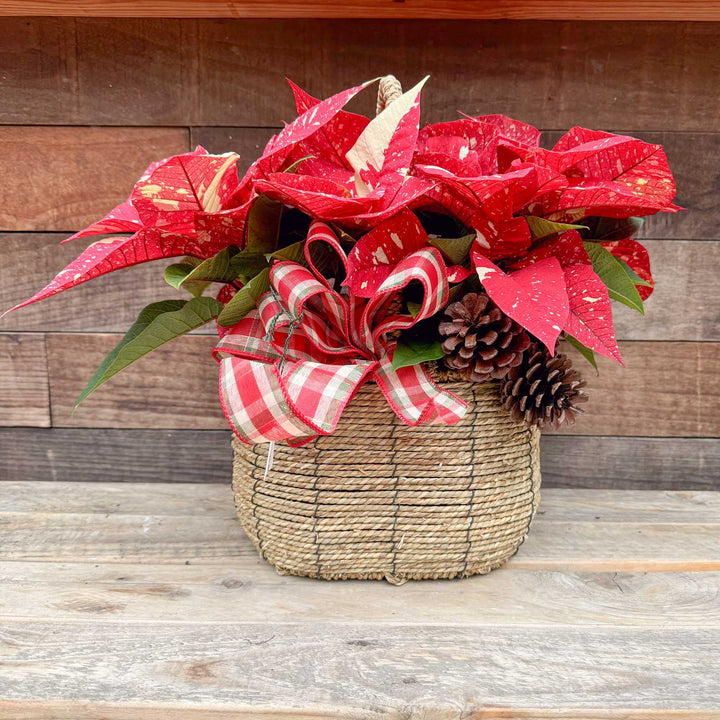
0,482,718,717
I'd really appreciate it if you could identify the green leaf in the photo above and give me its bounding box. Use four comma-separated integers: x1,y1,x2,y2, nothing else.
406,301,422,318
182,247,239,285
272,240,306,264
76,297,222,407
584,242,645,314
391,339,445,371
615,257,653,287
525,216,587,240
428,234,475,265
216,268,271,327
230,250,270,284
246,195,283,254
164,258,209,298
564,333,598,372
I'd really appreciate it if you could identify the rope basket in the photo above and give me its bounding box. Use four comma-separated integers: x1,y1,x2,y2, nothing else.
232,379,541,582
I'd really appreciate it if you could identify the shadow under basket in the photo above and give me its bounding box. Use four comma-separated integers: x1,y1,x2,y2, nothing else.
231,380,541,582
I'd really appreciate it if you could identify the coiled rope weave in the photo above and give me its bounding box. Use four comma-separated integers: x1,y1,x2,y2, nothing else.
232,380,541,582
231,77,542,582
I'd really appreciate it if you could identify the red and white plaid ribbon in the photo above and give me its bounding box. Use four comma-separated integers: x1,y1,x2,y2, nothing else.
213,220,468,445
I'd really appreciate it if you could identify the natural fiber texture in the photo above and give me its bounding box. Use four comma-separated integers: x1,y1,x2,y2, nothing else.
232,379,541,583
376,74,404,114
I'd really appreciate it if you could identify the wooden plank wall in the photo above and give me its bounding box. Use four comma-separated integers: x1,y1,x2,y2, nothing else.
1,18,718,488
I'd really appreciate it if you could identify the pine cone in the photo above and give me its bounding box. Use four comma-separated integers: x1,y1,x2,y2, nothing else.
438,292,532,382
501,346,588,429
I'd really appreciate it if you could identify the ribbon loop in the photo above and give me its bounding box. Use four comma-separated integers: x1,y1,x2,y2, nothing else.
214,223,467,445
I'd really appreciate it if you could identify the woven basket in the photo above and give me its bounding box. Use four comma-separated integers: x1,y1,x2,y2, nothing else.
232,379,541,583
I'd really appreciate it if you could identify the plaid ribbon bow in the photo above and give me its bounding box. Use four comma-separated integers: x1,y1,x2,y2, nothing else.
213,220,468,445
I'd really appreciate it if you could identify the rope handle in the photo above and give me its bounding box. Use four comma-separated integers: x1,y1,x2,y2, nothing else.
376,75,403,116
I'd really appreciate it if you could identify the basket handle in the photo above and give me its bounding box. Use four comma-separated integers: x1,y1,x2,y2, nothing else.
376,75,403,116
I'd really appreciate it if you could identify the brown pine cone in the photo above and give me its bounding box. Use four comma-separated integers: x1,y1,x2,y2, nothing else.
501,346,588,429
438,292,532,382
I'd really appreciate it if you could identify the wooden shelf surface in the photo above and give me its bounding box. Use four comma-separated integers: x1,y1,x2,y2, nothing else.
0,0,718,20
1,481,720,717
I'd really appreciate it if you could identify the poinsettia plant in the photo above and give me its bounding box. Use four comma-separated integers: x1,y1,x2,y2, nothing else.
6,77,677,443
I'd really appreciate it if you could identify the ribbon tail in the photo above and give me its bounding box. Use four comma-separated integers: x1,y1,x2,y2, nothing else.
373,357,468,426
278,359,376,436
218,357,318,445
219,356,376,445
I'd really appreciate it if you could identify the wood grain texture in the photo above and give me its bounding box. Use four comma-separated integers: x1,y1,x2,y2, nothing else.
554,342,720,438
6,482,717,521
0,706,715,720
0,126,189,231
0,483,718,715
3,20,720,131
46,333,224,429
0,334,49,427
3,561,719,627
3,1,720,20
541,437,720,490
2,483,719,570
0,18,194,126
42,333,720,436
0,233,190,333
1,429,718,489
0,428,232,483
0,621,718,713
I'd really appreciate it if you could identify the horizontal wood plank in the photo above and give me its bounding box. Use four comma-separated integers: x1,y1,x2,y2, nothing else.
1,483,718,714
5,482,718,521
3,1,720,20
42,333,720,436
0,428,232,483
0,233,186,333
0,126,189,232
0,621,718,713
554,342,720,438
0,334,49,427
1,483,719,570
45,333,224,429
4,234,716,340
3,561,719,627
0,704,715,720
2,429,718,489
2,20,720,131
540,437,720,490
0,18,194,126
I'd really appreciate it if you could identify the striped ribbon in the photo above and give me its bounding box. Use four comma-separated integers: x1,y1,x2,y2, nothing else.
213,220,468,445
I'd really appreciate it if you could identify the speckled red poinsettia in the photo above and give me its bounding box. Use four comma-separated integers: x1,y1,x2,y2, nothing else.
5,77,678,441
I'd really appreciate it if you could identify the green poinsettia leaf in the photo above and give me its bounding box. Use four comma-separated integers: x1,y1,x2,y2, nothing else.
181,247,239,285
564,333,599,371
391,339,445,371
525,216,587,240
406,301,422,318
247,195,283,254
216,268,271,327
76,297,222,408
272,240,306,264
230,250,270,284
428,233,475,265
615,256,653,287
584,242,645,314
164,258,209,297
